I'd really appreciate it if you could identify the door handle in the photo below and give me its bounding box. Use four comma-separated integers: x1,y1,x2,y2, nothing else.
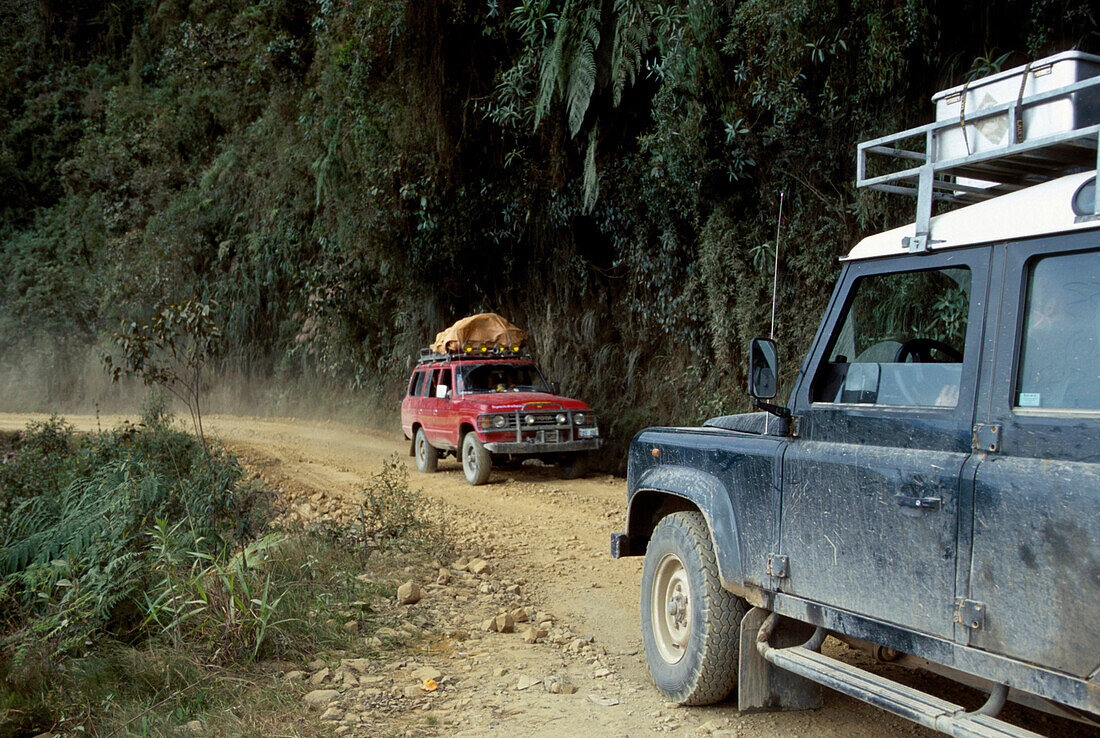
895,493,941,510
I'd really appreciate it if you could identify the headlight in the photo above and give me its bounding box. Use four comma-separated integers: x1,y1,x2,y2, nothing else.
574,413,586,425
492,415,506,429
556,413,567,425
525,414,536,425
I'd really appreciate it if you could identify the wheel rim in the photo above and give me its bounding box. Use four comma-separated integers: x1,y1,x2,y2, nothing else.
463,439,477,476
651,552,691,664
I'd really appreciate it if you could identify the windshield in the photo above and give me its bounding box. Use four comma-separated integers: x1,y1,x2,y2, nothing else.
457,362,550,394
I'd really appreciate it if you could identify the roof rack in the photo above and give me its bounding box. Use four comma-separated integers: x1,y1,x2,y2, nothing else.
857,65,1100,253
417,347,534,364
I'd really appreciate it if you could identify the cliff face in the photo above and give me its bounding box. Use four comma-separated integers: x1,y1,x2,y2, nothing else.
2,0,1097,464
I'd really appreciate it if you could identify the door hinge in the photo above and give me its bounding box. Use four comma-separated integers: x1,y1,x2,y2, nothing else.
954,598,986,630
767,554,789,579
972,424,1001,453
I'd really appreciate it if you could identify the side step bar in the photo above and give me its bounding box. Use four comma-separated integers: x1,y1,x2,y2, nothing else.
756,613,1043,738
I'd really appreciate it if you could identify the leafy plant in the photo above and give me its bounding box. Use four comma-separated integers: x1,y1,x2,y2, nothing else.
103,299,223,450
358,453,430,543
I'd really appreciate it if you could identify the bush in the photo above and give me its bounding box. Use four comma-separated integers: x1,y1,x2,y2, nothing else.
0,416,243,657
0,422,446,735
358,453,430,543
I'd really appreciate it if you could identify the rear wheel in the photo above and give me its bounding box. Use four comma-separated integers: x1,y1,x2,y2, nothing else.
461,433,491,485
414,428,438,473
641,510,747,705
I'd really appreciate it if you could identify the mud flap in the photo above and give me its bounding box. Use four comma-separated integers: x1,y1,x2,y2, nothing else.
738,606,822,712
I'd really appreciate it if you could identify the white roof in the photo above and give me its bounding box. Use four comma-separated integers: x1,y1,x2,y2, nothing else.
846,171,1098,261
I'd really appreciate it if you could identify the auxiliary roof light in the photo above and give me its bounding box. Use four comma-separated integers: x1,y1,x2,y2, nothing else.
480,345,488,353
511,345,520,352
463,344,473,353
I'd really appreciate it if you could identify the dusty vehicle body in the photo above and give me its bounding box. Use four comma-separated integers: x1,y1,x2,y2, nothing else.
613,54,1100,737
401,350,601,485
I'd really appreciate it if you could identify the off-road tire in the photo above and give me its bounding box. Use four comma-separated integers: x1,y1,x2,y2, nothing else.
414,428,438,474
641,510,748,705
461,433,491,486
558,453,587,479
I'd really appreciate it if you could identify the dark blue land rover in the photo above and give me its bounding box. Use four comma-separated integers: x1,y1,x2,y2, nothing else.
613,54,1100,737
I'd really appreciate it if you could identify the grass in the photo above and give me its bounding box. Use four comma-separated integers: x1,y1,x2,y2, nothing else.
0,413,447,737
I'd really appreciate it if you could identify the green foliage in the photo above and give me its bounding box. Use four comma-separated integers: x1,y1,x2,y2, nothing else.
0,416,242,658
2,0,1099,470
359,453,431,543
143,522,290,663
104,299,224,447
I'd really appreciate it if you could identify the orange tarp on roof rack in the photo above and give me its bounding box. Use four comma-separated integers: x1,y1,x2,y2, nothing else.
430,313,526,354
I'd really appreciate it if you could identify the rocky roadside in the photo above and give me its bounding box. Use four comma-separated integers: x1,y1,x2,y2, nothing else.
248,467,733,737
282,548,684,737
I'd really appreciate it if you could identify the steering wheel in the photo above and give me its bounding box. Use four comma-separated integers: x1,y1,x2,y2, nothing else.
893,338,962,363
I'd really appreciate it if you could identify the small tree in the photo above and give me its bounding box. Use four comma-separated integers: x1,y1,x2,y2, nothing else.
103,299,223,450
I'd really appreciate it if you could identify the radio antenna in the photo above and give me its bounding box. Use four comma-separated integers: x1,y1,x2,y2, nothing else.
770,191,784,340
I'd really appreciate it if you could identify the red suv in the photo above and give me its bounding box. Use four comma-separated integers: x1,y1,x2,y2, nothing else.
401,351,601,485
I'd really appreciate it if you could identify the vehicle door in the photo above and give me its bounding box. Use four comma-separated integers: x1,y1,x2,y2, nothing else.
782,248,990,640
968,232,1100,677
434,366,459,449
422,366,456,450
403,369,427,438
420,367,445,445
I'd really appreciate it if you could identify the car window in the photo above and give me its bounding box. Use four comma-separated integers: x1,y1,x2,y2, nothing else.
1015,250,1100,411
812,266,970,407
408,370,425,397
458,363,549,393
436,367,453,398
423,368,439,398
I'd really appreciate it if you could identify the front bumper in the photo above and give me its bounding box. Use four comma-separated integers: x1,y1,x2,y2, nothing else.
483,439,602,454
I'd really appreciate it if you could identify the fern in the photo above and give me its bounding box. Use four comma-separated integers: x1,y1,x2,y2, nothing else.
1,436,240,655
534,0,602,137
565,4,601,137
582,127,599,213
610,0,649,108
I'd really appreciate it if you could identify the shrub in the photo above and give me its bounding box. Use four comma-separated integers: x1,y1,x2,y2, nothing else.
358,453,429,543
0,416,243,658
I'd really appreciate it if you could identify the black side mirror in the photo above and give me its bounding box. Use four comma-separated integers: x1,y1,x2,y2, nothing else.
550,381,560,395
748,338,779,399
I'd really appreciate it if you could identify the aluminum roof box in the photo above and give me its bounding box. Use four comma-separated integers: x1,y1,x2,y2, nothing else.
932,50,1100,162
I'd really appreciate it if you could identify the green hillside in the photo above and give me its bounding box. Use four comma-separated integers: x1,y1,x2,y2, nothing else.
3,0,1097,462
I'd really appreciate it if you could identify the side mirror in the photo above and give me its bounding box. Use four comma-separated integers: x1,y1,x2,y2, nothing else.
748,338,779,400
550,381,560,395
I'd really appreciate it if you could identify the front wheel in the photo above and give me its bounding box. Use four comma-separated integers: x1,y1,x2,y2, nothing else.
414,428,438,473
461,433,491,486
641,510,747,705
558,453,587,479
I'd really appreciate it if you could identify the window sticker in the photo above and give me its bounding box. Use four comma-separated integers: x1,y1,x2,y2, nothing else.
1018,392,1041,407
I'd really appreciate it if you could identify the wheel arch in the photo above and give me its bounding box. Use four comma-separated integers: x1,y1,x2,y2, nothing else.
628,466,745,591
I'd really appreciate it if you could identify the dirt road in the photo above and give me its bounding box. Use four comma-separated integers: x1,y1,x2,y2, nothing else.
1,413,1087,737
